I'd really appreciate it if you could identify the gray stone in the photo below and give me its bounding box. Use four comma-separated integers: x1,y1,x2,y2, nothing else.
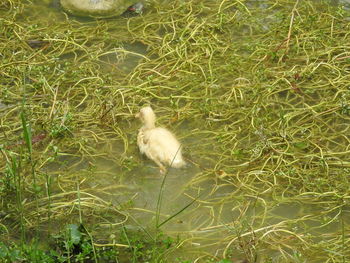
60,0,140,17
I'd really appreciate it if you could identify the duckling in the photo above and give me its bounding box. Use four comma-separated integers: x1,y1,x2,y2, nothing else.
136,106,186,173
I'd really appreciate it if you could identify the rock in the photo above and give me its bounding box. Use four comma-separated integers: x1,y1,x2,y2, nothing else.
60,0,142,18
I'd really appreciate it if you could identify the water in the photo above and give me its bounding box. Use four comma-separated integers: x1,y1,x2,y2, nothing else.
2,0,349,262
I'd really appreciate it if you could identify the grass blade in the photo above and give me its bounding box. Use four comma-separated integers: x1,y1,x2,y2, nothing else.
157,195,199,228
20,111,32,156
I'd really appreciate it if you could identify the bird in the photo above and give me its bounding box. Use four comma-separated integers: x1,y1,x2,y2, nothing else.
136,106,186,173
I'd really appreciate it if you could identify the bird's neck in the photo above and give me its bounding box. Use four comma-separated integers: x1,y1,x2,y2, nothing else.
143,121,155,129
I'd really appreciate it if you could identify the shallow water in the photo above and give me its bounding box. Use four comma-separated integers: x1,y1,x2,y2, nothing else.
2,0,350,262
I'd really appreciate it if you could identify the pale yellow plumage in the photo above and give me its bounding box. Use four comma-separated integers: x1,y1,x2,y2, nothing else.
136,106,185,173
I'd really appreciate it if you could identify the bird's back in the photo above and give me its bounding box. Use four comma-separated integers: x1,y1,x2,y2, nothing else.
143,127,185,167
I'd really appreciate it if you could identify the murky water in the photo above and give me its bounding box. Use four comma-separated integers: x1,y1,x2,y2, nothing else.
3,0,349,262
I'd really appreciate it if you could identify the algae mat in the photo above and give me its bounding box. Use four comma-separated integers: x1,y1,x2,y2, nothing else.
0,0,350,262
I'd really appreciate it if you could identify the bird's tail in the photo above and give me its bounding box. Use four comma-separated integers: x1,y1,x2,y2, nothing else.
171,158,186,168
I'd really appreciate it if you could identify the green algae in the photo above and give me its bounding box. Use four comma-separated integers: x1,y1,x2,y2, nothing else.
0,0,350,262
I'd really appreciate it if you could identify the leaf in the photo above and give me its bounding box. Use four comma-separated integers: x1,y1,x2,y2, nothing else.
0,243,9,258
67,224,82,245
217,260,232,263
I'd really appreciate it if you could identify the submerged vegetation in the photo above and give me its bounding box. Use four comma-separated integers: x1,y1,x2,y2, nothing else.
0,0,349,262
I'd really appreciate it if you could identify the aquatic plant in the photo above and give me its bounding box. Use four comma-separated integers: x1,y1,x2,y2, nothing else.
0,0,349,262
